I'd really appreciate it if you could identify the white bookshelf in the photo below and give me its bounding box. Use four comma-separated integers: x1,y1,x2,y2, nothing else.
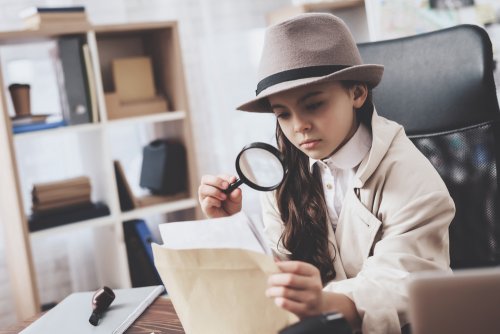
0,21,200,320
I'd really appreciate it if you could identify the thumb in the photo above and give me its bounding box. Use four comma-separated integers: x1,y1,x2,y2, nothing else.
228,188,242,202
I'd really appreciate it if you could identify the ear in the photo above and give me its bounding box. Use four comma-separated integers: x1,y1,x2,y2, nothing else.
351,84,368,109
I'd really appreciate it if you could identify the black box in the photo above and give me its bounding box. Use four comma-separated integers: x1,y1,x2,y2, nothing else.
139,139,187,195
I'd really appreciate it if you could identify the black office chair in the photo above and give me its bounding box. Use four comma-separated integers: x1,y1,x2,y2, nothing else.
358,24,500,270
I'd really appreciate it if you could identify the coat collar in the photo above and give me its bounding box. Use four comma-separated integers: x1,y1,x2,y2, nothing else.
308,122,372,172
353,109,403,188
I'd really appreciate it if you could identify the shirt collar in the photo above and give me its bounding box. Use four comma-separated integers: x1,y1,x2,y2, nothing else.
309,123,372,172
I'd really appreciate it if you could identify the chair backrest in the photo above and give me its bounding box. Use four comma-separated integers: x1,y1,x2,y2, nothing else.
358,25,500,269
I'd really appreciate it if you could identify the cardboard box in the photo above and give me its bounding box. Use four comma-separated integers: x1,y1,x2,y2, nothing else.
105,92,169,120
112,56,156,103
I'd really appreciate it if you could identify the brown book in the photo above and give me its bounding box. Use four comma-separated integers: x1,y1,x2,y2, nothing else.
32,176,90,194
33,189,91,205
32,185,91,202
26,12,88,21
23,13,90,30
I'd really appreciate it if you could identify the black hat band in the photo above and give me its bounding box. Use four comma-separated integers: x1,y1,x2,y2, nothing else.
255,65,351,96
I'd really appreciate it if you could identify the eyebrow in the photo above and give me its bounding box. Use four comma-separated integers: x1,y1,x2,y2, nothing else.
270,91,323,110
298,91,323,104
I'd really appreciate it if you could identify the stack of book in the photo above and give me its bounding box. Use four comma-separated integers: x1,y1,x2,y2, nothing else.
20,6,91,31
29,176,110,231
32,176,91,212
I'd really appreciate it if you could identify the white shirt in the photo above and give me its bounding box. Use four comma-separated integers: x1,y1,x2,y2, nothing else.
309,123,372,229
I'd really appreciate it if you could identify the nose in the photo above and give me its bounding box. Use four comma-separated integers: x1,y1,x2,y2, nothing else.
293,114,311,133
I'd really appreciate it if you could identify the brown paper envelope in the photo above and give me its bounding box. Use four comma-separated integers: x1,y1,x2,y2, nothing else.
152,244,298,334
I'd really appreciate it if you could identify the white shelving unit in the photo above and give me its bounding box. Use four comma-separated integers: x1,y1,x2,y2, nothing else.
0,21,200,320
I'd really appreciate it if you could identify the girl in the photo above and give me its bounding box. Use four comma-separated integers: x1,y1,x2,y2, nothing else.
198,13,454,334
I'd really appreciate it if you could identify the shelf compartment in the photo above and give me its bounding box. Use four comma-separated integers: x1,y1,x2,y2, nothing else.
29,214,115,241
120,197,197,221
14,129,112,218
95,22,189,120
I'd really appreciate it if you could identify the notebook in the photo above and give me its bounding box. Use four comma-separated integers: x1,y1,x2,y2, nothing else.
21,285,164,334
408,267,500,334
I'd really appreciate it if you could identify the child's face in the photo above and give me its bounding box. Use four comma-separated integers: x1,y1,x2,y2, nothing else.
269,81,366,160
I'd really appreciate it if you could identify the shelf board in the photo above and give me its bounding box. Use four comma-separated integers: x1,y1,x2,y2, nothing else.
120,197,197,221
29,215,115,241
106,110,186,126
0,27,89,44
14,122,102,140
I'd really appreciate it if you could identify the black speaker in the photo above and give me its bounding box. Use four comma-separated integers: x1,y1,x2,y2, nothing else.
139,139,187,195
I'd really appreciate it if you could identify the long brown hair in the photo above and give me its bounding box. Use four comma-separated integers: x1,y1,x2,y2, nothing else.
275,81,373,285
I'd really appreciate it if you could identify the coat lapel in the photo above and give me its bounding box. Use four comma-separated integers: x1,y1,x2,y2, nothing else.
334,188,382,277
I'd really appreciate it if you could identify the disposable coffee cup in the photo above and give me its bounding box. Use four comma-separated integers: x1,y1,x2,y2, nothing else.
8,83,31,117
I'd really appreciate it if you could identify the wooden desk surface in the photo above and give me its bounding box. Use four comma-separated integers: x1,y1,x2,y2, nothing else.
0,297,184,334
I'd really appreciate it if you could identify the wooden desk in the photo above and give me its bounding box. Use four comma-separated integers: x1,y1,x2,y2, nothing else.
0,297,184,334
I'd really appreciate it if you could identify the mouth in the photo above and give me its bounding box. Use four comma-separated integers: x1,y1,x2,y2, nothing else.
300,139,321,149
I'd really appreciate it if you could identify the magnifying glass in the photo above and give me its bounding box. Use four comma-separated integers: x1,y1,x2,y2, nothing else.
224,142,286,194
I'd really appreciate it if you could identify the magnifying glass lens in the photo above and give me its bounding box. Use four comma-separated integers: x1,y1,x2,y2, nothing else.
225,142,286,194
238,148,284,188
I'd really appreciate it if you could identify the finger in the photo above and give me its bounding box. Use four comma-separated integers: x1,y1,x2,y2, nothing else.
198,184,227,201
276,261,320,277
217,174,238,184
227,188,242,202
268,273,313,290
273,297,308,316
202,197,222,210
266,286,309,303
200,175,230,190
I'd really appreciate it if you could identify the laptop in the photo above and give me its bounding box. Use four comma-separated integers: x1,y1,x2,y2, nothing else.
408,267,500,334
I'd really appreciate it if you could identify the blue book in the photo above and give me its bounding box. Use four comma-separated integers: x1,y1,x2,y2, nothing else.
135,221,155,265
13,120,66,134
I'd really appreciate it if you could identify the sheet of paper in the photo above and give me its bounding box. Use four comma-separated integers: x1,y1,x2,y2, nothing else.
159,211,271,255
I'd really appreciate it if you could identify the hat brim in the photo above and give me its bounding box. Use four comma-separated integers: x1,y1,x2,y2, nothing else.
237,64,384,113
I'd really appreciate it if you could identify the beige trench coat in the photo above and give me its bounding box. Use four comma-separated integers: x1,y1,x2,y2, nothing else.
261,110,455,333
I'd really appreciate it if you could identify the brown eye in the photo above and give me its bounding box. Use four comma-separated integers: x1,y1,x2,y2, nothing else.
276,112,290,120
306,102,323,111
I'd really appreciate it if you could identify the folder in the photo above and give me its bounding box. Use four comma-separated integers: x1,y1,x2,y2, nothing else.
20,285,164,334
123,220,163,287
57,36,92,125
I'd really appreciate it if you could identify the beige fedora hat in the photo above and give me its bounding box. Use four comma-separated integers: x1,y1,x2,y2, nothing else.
237,13,384,113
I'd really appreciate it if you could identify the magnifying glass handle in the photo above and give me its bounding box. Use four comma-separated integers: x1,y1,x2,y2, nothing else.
224,178,244,194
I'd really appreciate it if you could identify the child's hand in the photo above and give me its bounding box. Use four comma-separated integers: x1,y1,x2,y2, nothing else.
266,261,324,319
198,174,242,218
